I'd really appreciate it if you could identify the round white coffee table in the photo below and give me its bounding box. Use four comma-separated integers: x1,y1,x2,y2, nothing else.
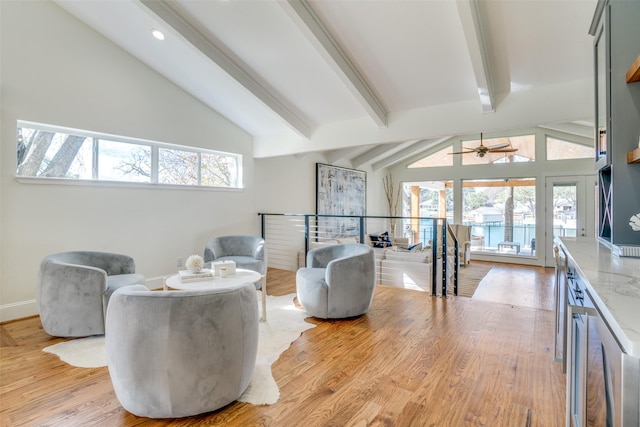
165,269,267,321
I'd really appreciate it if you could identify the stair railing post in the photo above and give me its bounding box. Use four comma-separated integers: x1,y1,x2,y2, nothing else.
304,215,310,266
431,219,438,297
442,220,448,298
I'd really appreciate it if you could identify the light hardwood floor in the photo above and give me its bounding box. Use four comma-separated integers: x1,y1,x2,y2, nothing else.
0,262,565,426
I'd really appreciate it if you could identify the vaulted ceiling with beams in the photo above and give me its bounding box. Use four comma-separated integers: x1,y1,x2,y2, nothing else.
55,0,597,170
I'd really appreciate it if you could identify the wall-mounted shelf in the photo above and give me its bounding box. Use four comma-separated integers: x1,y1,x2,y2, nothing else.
627,147,640,164
627,54,640,83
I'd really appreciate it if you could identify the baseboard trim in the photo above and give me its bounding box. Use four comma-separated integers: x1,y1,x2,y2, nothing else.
1,278,162,323
0,299,38,323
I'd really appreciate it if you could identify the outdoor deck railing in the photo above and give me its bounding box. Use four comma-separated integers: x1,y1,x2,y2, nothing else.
258,213,459,297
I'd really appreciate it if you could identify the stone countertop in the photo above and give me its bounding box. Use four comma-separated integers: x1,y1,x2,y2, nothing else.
558,237,640,357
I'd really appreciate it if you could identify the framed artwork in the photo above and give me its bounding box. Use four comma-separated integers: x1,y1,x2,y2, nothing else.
316,163,366,238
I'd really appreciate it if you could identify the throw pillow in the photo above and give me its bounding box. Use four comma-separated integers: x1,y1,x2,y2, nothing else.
373,231,392,248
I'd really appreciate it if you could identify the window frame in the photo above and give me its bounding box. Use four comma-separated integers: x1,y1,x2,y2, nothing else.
15,120,243,190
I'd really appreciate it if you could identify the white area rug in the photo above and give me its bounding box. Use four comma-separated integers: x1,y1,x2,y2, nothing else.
43,335,108,368
43,292,315,406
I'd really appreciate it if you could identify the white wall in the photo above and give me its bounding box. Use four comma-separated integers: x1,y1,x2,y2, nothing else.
254,153,387,216
0,1,256,320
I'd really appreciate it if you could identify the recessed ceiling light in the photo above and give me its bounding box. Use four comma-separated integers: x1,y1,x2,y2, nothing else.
152,29,165,41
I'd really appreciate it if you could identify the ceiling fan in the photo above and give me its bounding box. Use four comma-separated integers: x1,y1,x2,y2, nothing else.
450,133,519,158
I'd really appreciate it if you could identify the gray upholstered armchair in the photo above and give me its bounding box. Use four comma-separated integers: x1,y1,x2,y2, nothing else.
204,235,268,320
37,251,145,337
105,283,259,418
203,235,267,276
296,243,376,319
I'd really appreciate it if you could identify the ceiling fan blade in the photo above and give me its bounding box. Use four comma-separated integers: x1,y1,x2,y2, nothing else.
488,148,519,153
449,150,476,155
486,143,510,150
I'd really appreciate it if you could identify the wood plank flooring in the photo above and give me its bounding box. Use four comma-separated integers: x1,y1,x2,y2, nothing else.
470,261,555,310
0,263,565,426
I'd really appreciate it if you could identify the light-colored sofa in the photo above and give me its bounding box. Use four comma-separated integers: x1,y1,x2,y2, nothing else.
302,235,454,292
379,249,433,291
379,249,455,292
306,235,409,266
308,234,409,248
449,224,472,267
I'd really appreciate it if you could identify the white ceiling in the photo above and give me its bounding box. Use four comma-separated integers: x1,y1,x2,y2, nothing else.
54,0,598,169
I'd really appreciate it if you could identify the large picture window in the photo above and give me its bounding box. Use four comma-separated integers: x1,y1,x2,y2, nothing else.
16,121,242,188
462,178,536,256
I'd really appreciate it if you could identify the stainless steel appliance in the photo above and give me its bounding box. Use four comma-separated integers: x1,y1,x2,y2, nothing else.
554,245,568,371
566,259,600,427
565,249,640,427
593,310,640,427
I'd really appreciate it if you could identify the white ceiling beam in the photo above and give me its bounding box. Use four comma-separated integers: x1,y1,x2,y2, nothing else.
351,141,409,168
325,146,367,164
456,0,495,113
281,0,388,127
139,0,312,139
371,137,452,171
254,79,592,158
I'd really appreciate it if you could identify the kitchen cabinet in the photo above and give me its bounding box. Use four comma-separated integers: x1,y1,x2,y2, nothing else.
626,57,640,164
590,0,640,249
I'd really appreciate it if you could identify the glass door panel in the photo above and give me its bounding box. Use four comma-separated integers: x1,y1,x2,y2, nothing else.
545,176,596,266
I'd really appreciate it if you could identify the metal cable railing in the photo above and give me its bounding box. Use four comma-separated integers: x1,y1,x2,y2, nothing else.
258,213,459,297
